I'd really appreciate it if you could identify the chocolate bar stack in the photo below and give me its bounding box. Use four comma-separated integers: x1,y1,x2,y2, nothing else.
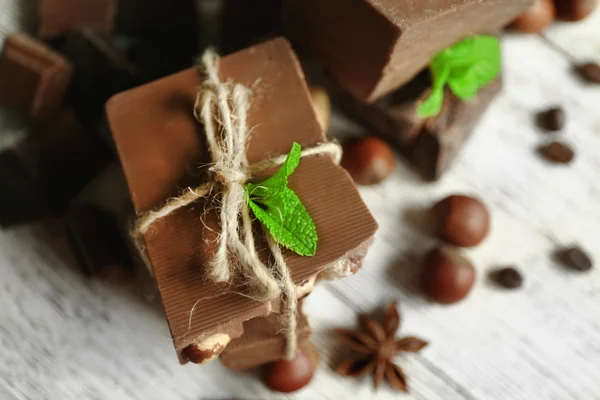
0,0,532,393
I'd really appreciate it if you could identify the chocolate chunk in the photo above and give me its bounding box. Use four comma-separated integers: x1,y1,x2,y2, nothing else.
490,267,523,289
555,246,593,272
536,107,565,132
284,0,531,102
0,33,72,122
220,303,311,370
106,38,377,359
339,75,502,180
221,0,283,53
0,151,47,226
538,141,575,164
17,109,113,213
60,28,142,127
38,0,117,39
575,62,600,84
64,203,132,278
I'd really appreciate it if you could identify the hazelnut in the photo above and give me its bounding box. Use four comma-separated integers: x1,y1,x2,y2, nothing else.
262,344,318,393
181,333,231,364
422,246,476,304
310,86,331,133
434,195,490,247
341,136,396,185
511,0,556,33
554,0,597,21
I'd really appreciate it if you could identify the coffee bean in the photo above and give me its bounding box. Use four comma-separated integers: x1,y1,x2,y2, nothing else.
554,0,597,21
490,267,523,289
538,141,575,164
511,0,556,33
575,62,600,84
554,246,593,271
422,246,476,304
341,136,396,185
434,195,491,247
536,107,565,132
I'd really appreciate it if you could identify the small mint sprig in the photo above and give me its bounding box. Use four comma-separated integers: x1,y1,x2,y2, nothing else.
245,142,317,256
417,35,501,119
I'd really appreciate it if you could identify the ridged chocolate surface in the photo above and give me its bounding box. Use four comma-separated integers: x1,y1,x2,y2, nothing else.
107,38,377,351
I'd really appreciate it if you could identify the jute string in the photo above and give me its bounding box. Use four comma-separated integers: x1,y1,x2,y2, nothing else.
131,49,342,359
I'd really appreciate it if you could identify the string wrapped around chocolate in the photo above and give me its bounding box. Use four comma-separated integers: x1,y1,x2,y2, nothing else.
131,49,342,359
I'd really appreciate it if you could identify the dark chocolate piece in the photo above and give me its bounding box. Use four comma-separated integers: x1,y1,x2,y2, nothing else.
284,0,531,102
37,0,117,39
60,28,142,127
220,304,311,370
17,109,113,213
538,141,574,164
340,76,502,181
489,267,523,289
107,38,377,359
0,33,72,122
221,0,283,53
64,203,132,278
536,107,565,132
554,246,593,272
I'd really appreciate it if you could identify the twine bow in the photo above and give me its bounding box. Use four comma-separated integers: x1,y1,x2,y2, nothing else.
132,50,342,359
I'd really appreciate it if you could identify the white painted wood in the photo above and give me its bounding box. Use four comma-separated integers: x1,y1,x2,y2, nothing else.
2,2,600,399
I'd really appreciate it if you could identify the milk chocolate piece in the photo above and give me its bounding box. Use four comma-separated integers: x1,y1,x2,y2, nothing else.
17,109,112,212
342,76,502,180
220,303,311,370
0,33,72,121
284,0,531,102
221,0,283,53
60,28,142,126
64,203,132,278
38,0,117,39
107,38,377,358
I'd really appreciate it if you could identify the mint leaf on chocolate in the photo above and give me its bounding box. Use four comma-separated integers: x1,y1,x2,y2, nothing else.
418,35,501,118
246,143,318,256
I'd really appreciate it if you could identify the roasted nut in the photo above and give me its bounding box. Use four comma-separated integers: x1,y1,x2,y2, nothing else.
341,136,396,185
434,195,491,247
511,0,556,33
422,246,476,304
310,86,331,133
262,344,318,393
181,333,231,364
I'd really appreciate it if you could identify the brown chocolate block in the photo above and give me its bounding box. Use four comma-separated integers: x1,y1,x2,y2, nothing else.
284,0,531,102
17,109,113,212
64,203,133,279
221,0,283,53
107,38,377,360
220,303,311,370
341,76,503,181
38,0,117,39
0,33,72,122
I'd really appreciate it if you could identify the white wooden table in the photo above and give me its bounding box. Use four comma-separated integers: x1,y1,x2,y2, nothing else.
1,3,600,399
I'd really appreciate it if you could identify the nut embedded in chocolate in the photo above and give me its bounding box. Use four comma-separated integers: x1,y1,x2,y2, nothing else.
309,86,331,133
536,106,565,132
181,334,231,364
554,246,593,272
490,267,523,289
538,141,575,164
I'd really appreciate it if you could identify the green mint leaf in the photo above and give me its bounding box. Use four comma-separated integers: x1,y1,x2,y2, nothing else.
246,142,301,199
418,35,501,118
247,187,317,256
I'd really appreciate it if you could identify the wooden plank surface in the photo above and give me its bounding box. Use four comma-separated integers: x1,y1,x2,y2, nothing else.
1,2,600,399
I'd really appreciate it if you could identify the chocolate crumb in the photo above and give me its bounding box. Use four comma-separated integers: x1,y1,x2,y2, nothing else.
490,267,523,289
575,62,600,84
536,107,565,132
538,141,575,164
554,246,593,272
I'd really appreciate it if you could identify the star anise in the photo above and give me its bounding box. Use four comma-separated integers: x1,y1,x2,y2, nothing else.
334,302,428,392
